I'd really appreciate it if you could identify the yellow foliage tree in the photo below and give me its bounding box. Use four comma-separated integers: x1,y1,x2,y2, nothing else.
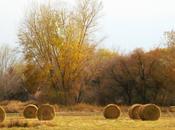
18,0,102,104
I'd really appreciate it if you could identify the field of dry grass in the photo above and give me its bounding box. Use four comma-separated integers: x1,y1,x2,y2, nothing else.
0,101,175,130
0,100,104,113
0,112,174,130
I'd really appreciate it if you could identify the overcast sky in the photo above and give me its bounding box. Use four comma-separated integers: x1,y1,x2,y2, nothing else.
0,0,175,52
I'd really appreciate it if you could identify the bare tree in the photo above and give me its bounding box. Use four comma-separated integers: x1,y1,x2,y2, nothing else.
0,45,22,100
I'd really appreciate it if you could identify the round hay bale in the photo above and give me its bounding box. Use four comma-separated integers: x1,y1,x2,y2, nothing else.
23,104,38,119
139,104,161,121
37,104,55,121
103,104,121,119
128,104,142,120
169,106,175,112
0,106,5,122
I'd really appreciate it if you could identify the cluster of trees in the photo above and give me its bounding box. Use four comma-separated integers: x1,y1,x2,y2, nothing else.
0,0,175,106
95,47,175,105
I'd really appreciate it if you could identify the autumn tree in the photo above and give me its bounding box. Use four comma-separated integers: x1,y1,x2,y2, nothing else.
96,46,175,105
18,0,102,104
76,48,117,103
165,30,175,48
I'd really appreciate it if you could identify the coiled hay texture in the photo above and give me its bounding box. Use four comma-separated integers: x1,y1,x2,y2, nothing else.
23,104,38,119
37,104,55,121
139,104,161,121
103,104,121,119
169,106,175,112
128,104,142,120
0,106,5,122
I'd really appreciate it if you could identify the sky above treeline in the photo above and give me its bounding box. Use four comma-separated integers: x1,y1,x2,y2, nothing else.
0,0,175,52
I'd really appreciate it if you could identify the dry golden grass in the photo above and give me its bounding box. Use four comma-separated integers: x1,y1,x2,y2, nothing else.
0,118,56,128
55,103,103,112
0,100,174,130
0,101,103,113
169,106,175,112
0,100,39,113
0,106,5,122
0,100,24,113
0,112,174,130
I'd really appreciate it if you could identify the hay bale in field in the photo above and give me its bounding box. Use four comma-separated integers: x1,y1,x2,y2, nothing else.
23,104,38,119
0,106,5,122
103,104,121,119
139,104,161,121
128,104,142,120
169,106,175,112
37,104,55,121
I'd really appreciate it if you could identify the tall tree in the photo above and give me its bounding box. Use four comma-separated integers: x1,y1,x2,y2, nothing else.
18,0,102,104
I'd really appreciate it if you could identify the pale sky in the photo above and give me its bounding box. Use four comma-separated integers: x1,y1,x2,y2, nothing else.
0,0,175,52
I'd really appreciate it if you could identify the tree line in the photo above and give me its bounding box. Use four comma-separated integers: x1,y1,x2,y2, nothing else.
0,0,175,106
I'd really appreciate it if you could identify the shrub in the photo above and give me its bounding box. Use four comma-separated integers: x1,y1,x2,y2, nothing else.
37,104,55,121
0,106,5,122
169,106,175,112
23,104,38,119
103,104,121,119
128,104,142,120
139,104,161,121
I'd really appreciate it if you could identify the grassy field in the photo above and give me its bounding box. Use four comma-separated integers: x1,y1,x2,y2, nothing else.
0,112,175,130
